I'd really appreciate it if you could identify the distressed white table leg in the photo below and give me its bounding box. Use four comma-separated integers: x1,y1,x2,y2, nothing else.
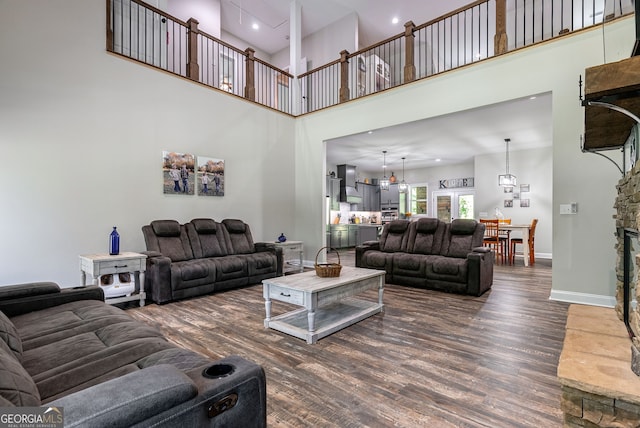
378,277,385,312
264,285,272,328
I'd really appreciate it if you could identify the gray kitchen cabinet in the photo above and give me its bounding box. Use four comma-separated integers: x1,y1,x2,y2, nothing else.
326,177,341,210
348,225,359,247
365,183,381,211
330,225,349,249
380,183,399,209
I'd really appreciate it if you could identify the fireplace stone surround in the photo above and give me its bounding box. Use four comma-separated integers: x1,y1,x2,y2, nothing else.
556,163,640,427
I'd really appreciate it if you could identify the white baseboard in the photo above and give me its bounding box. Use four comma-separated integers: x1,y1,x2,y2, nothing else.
549,289,616,308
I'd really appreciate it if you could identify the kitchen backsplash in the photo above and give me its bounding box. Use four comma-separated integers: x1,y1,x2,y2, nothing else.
331,202,381,224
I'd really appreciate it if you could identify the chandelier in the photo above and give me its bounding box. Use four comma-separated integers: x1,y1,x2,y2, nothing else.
380,151,390,190
398,157,408,193
498,138,517,187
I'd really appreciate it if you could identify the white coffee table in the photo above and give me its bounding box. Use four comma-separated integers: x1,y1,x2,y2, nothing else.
262,266,385,344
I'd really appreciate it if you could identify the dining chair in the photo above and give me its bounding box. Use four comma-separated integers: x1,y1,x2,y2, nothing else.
510,218,538,265
480,219,504,263
499,218,511,265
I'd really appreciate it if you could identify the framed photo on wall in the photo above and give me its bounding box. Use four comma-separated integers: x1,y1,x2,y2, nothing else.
504,199,513,208
197,156,225,196
162,151,195,195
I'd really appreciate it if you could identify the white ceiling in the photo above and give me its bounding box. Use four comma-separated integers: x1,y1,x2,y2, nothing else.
326,93,553,172
221,0,473,56
220,1,553,173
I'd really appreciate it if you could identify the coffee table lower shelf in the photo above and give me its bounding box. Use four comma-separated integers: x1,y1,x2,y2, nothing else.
266,298,383,344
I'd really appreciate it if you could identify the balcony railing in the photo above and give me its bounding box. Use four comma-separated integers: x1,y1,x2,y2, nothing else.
106,0,634,116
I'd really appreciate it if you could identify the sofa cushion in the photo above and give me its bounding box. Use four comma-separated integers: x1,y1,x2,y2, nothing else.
222,219,255,255
191,218,217,234
409,218,444,255
450,219,478,235
446,234,475,258
0,311,22,360
415,218,439,234
151,220,181,237
223,219,246,234
380,220,410,253
186,220,228,259
0,341,40,406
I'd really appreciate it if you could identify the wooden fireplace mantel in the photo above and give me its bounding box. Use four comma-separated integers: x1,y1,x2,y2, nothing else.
583,55,640,151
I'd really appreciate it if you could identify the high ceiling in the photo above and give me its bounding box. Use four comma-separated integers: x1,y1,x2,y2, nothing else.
221,0,473,55
220,0,554,172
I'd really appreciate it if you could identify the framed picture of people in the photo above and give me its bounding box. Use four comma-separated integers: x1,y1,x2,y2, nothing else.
162,151,195,195
197,156,225,196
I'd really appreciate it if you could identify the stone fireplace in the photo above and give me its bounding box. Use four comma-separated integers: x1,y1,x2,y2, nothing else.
557,42,640,428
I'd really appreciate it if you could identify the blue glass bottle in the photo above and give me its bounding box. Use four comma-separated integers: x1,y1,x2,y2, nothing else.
278,233,287,243
109,227,120,255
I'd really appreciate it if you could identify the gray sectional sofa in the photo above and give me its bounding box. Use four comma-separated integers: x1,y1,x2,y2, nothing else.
356,218,494,296
0,281,266,427
142,218,283,304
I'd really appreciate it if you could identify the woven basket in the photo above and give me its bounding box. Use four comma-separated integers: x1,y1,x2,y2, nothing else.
314,247,342,277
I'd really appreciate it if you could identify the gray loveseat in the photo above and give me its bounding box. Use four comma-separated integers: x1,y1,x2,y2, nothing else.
356,218,494,296
142,218,283,304
0,282,266,427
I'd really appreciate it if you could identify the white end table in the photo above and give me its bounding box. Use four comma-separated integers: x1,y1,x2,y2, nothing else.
79,252,147,306
274,241,304,274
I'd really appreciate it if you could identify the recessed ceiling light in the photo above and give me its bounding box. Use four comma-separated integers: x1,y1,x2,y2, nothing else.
368,130,373,134
530,96,537,100
252,23,259,30
435,158,442,162
392,17,399,24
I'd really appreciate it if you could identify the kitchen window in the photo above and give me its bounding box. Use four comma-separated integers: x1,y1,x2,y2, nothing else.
410,185,428,215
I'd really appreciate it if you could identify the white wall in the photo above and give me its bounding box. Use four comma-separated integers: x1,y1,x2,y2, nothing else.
294,17,634,305
475,147,553,256
0,0,296,287
271,12,359,70
165,0,221,37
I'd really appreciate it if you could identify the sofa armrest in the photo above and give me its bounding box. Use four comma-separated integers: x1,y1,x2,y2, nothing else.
141,250,163,258
0,282,60,300
467,249,494,296
255,243,284,277
49,365,197,428
355,241,379,267
143,255,174,304
52,356,267,428
0,283,104,317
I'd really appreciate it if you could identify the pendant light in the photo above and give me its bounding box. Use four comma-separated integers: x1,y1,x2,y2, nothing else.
498,138,517,187
398,157,409,193
380,150,390,190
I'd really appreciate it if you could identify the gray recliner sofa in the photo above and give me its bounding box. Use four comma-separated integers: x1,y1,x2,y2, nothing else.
0,282,266,427
142,218,283,304
356,218,493,296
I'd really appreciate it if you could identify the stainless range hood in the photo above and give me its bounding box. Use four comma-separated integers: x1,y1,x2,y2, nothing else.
337,164,362,203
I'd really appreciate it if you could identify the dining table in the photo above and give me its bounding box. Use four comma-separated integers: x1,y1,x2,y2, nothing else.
499,224,533,266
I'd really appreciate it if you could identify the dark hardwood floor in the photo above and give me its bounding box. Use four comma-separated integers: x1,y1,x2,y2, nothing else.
127,252,567,427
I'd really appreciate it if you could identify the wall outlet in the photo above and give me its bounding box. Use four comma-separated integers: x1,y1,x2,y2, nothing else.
560,203,578,215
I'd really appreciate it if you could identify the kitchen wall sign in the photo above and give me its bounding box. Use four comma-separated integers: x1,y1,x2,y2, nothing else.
439,177,474,189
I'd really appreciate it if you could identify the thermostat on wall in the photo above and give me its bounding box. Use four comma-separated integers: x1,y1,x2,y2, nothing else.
560,203,578,215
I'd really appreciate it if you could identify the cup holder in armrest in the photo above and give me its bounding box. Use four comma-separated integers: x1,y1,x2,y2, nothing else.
202,363,235,379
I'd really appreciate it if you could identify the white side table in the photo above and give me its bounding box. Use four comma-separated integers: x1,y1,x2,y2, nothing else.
274,241,304,274
79,252,147,306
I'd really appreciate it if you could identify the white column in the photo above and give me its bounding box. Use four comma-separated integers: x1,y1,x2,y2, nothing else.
289,0,302,115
